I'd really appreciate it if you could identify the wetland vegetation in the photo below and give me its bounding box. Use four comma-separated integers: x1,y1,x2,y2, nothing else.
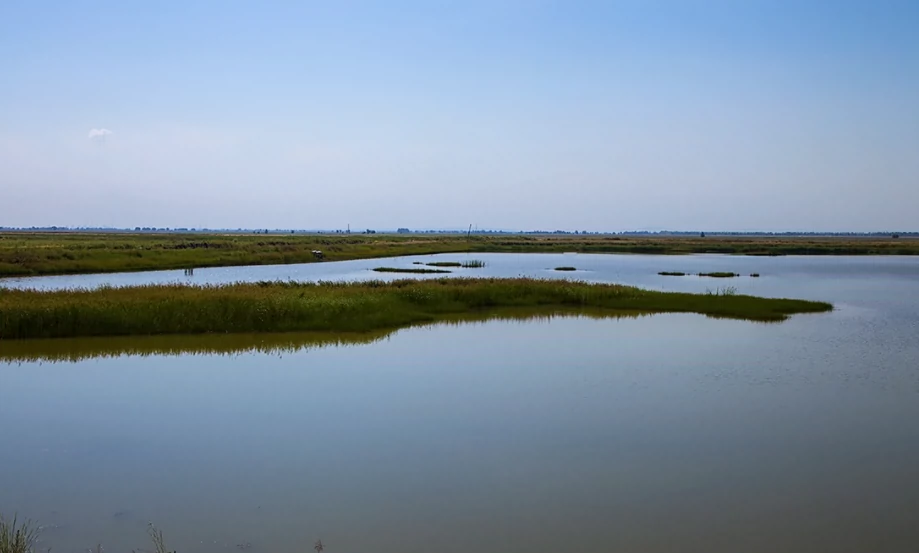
0,515,38,553
554,266,577,271
0,278,833,340
372,267,451,274
698,272,740,278
1,232,916,278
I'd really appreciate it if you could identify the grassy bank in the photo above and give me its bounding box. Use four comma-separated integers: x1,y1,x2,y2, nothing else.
0,278,833,340
1,232,916,278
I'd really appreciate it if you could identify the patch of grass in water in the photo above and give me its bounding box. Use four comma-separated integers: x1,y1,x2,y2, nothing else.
555,266,577,271
426,261,462,267
461,259,486,268
372,267,451,274
658,271,686,276
0,278,833,340
698,272,740,278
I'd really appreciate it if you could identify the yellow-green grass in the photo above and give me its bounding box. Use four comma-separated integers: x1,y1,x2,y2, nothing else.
0,515,38,553
2,232,917,278
0,278,833,340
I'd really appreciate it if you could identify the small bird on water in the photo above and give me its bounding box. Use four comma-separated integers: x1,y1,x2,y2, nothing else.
314,539,324,552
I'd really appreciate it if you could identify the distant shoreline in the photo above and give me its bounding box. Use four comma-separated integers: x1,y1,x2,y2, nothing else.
1,232,917,278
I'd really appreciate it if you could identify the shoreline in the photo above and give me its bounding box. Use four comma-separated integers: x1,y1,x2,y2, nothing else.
2,232,917,278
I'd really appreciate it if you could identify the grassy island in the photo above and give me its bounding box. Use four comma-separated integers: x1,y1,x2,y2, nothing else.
372,267,451,274
698,272,740,278
0,278,833,340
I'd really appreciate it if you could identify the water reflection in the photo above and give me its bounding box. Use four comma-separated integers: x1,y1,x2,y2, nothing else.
0,308,656,364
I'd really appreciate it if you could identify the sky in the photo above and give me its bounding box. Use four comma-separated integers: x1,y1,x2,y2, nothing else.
1,0,917,232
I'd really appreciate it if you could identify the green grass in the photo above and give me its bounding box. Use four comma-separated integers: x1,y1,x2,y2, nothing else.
0,278,833,340
0,515,39,553
373,267,452,274
555,266,577,271
461,259,486,268
2,232,916,278
658,271,686,276
698,272,740,278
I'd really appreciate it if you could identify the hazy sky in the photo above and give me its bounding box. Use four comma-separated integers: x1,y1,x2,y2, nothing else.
1,1,917,231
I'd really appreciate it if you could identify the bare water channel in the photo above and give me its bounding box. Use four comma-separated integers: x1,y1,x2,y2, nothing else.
2,254,918,552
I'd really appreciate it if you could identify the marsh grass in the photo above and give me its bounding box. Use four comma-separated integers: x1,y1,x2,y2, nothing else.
0,278,833,340
372,267,452,274
0,515,39,553
144,523,172,553
426,262,462,267
461,259,486,268
555,266,577,271
2,233,917,278
658,271,686,276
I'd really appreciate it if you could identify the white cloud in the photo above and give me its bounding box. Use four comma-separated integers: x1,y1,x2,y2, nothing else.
88,128,113,139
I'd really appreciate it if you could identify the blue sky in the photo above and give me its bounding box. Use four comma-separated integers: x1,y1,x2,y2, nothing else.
1,0,917,231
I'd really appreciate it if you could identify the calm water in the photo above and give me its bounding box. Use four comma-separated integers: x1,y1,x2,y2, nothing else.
2,254,919,552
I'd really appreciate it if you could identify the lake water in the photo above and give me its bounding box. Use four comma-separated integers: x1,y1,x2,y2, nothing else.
2,254,918,552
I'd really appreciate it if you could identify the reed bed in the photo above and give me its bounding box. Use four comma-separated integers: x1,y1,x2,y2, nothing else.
0,278,833,340
461,259,486,268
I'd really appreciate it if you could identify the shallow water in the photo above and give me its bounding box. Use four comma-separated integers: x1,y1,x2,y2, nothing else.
2,255,919,552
